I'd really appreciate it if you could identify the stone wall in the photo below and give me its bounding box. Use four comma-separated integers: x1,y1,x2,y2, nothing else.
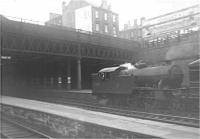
1,104,156,138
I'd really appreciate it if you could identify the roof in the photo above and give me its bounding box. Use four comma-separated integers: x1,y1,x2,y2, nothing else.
146,4,199,21
66,0,99,9
99,66,120,72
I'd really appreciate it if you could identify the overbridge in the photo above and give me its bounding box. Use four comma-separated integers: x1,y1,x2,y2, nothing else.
1,15,140,91
1,16,140,61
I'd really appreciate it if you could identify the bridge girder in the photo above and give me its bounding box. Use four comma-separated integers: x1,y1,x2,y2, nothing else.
1,16,140,63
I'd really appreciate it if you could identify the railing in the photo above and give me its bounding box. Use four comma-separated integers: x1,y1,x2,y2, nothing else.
143,25,200,40
141,28,199,48
4,15,45,25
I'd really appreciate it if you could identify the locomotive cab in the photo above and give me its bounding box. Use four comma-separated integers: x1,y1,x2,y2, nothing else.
92,64,136,95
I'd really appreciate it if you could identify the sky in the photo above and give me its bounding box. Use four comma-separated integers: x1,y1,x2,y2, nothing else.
0,0,199,29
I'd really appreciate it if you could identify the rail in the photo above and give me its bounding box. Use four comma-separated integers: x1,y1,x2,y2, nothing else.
56,100,200,128
1,116,52,138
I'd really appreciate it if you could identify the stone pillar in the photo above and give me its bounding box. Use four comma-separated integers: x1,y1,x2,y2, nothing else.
66,60,71,90
50,76,54,88
43,77,46,88
77,58,82,90
0,15,2,52
42,64,47,88
0,16,2,89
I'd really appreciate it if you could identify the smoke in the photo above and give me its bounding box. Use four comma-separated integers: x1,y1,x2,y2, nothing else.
165,43,199,60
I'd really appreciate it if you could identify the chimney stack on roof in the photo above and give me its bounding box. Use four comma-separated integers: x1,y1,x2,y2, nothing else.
62,1,66,6
100,0,110,10
140,17,145,26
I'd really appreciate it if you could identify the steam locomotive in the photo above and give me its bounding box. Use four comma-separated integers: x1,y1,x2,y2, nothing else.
92,59,199,113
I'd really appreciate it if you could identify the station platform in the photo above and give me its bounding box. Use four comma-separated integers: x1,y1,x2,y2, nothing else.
1,96,199,139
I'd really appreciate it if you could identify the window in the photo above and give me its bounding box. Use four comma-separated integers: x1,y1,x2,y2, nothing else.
104,13,108,20
105,25,108,33
113,26,116,35
95,23,99,31
131,32,134,37
95,11,99,18
113,15,116,22
98,72,110,80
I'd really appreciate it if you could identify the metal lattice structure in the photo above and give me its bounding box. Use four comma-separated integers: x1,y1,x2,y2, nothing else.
1,15,140,62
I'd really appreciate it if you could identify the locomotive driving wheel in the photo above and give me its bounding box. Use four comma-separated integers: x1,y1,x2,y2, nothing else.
168,95,183,114
144,97,156,112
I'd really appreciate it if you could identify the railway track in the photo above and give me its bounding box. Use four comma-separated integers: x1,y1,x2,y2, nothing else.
36,96,199,128
1,117,52,138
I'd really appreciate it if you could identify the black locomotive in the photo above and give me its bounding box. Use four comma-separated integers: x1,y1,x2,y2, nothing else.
92,60,199,115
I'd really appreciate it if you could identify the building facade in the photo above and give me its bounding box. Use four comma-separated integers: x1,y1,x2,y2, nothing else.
62,0,90,28
62,0,119,36
75,5,119,36
120,4,199,40
119,18,144,40
93,6,119,36
119,28,142,40
142,4,200,38
46,0,119,36
45,13,62,26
